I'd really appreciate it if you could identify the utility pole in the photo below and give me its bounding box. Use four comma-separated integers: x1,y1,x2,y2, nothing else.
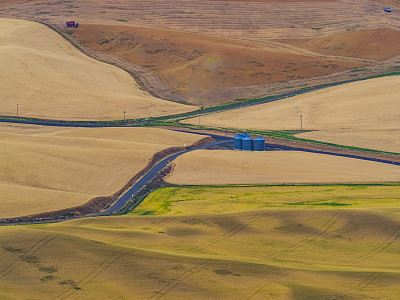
198,106,203,127
300,114,303,131
17,104,18,117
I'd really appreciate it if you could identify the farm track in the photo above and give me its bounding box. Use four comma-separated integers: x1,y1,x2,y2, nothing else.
54,248,134,300
0,233,58,278
1,0,399,104
47,24,187,104
149,211,346,299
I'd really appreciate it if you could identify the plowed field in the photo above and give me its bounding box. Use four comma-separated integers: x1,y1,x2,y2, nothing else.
0,124,204,218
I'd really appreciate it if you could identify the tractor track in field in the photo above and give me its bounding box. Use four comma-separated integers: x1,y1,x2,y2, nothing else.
346,225,400,266
238,211,345,299
149,210,345,299
148,260,214,300
240,269,295,300
329,272,382,300
352,30,382,58
0,233,58,278
54,248,134,300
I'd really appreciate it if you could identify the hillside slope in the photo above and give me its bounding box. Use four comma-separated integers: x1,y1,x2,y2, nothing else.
0,18,196,120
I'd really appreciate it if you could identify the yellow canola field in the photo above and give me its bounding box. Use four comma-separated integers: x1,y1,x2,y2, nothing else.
0,124,204,218
166,150,400,185
0,18,196,120
183,76,400,152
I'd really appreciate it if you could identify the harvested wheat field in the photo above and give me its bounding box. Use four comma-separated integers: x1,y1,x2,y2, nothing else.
0,124,205,218
1,0,399,105
0,18,196,120
1,183,400,298
183,76,400,152
166,150,400,185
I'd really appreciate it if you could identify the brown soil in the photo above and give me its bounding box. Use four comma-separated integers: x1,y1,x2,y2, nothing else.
277,28,400,61
66,24,363,106
1,0,399,106
0,136,214,224
0,0,49,8
373,0,400,8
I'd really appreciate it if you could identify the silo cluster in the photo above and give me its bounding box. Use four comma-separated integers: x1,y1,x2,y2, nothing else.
233,133,265,151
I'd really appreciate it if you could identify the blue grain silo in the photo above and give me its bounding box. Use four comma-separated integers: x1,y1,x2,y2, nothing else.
242,136,253,151
233,134,243,150
253,136,265,151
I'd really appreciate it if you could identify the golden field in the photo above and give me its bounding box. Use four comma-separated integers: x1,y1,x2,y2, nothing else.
1,184,400,298
0,18,196,120
183,76,400,152
166,150,400,185
0,124,205,218
1,1,399,105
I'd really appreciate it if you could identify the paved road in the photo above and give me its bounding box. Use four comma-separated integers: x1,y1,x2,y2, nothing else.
98,139,228,216
0,138,228,225
1,129,398,226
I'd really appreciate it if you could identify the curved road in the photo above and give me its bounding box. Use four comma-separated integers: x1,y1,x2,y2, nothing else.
0,129,398,226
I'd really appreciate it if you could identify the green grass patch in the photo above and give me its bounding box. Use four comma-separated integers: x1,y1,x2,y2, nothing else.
131,184,400,216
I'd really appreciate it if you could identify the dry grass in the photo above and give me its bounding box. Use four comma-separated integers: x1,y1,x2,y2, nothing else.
0,124,204,218
183,76,400,152
166,150,400,185
0,18,196,120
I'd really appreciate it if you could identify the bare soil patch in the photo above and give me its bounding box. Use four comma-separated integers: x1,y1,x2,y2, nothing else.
0,0,49,8
1,1,399,105
277,28,400,61
68,24,363,106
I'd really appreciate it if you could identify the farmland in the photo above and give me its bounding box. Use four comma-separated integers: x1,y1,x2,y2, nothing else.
0,18,196,121
132,184,400,216
0,0,399,298
0,124,205,218
182,75,400,153
1,184,400,298
166,150,400,185
0,0,399,105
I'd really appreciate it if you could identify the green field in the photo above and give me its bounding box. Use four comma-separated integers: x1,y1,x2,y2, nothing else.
1,184,400,299
131,184,400,216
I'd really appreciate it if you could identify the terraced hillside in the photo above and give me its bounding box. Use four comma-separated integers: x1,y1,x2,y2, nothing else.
0,0,398,105
0,124,205,219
